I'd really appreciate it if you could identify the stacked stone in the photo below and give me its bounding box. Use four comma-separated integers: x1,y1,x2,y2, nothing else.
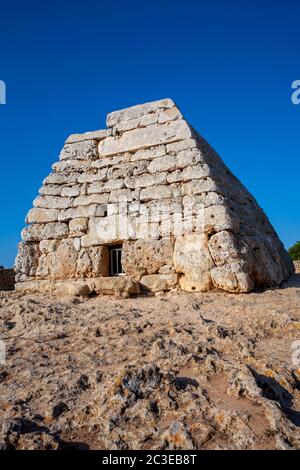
15,98,294,295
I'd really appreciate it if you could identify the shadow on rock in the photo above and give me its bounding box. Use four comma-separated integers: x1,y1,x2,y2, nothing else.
249,367,300,427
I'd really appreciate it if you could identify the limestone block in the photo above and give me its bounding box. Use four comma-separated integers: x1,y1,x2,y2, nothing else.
81,216,121,246
173,234,215,292
61,185,83,197
148,155,177,173
39,184,62,196
130,145,166,162
176,148,204,167
59,140,99,161
166,139,196,154
26,208,59,224
77,246,109,278
43,172,80,185
22,222,69,241
108,161,148,180
91,154,130,169
39,239,58,254
42,239,78,280
125,172,167,189
140,185,172,202
203,205,240,234
182,193,225,209
52,280,93,296
109,188,140,203
52,159,89,173
167,164,211,184
208,231,241,267
65,128,111,144
158,106,182,123
140,185,180,201
15,279,93,296
69,218,88,237
140,274,178,292
88,179,125,194
181,178,219,196
122,239,174,275
211,261,254,293
99,120,193,156
73,193,109,207
159,264,176,274
112,112,158,134
77,168,107,183
106,98,175,127
93,277,140,297
58,205,97,221
33,196,72,210
14,242,40,276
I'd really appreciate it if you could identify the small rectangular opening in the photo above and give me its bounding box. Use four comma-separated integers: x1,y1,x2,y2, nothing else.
109,244,124,276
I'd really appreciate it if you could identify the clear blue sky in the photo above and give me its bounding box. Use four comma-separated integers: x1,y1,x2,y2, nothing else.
0,0,299,267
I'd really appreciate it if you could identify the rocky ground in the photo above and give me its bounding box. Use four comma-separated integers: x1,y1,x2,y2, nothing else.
1,274,300,450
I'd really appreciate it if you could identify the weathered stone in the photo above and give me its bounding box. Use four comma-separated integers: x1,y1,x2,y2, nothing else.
158,106,182,123
73,194,109,207
140,184,180,202
167,164,211,183
88,179,125,194
43,172,80,185
69,218,88,237
22,222,68,241
59,140,98,161
14,242,40,276
77,246,109,278
181,178,219,196
93,277,140,297
37,239,78,280
106,98,175,127
52,159,89,173
174,235,215,292
65,129,111,144
26,208,59,224
99,120,193,156
125,172,167,189
211,261,254,293
91,154,130,168
166,138,196,154
130,145,166,162
140,274,178,292
77,168,107,183
112,112,158,134
33,196,72,210
61,185,83,197
122,239,173,275
81,216,122,246
108,161,148,180
109,188,140,203
58,205,98,221
15,279,93,296
39,184,62,196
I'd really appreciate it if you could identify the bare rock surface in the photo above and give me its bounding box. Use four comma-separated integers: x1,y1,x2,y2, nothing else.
1,276,300,450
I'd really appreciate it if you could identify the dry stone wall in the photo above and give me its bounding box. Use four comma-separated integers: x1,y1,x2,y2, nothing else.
14,98,294,296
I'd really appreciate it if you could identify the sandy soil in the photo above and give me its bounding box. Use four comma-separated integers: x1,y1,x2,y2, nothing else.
1,275,300,450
